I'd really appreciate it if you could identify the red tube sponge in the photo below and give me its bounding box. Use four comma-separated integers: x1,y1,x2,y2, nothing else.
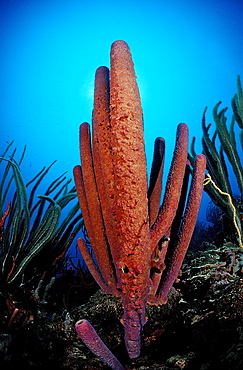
75,319,125,370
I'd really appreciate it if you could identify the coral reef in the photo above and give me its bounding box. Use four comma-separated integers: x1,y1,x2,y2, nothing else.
1,248,242,370
0,44,242,370
73,40,206,360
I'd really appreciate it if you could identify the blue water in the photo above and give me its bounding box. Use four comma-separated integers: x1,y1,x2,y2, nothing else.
1,0,242,258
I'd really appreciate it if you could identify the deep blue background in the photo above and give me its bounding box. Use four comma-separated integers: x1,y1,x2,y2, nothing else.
1,0,242,257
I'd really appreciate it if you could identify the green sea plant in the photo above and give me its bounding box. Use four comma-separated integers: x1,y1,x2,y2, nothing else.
189,75,243,248
0,141,83,289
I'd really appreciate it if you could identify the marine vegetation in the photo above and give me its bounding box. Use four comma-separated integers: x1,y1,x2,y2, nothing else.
0,141,83,326
73,40,206,365
190,75,243,249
